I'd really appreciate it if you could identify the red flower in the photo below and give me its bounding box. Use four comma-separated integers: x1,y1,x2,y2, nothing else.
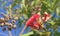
42,12,51,22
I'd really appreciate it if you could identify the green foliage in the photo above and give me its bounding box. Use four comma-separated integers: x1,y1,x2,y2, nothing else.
15,0,60,36
1,0,60,36
22,31,51,36
11,0,19,9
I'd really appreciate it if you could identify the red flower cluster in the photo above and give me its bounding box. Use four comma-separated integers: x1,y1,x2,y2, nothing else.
26,12,51,30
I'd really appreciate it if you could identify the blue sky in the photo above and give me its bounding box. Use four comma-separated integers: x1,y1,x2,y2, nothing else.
0,0,60,36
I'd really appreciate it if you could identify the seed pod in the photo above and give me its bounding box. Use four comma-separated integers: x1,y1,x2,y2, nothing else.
12,20,16,23
8,27,12,31
1,23,4,27
4,17,9,22
0,18,5,23
5,22,9,26
38,7,41,11
1,12,9,21
2,27,6,31
13,25,16,29
0,18,4,20
14,16,18,20
8,24,12,31
1,12,9,18
8,24,12,27
9,15,13,20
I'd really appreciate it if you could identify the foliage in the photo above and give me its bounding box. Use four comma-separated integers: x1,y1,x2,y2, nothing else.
0,0,60,36
22,31,51,36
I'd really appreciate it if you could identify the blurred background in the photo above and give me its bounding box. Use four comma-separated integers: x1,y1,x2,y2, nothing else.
0,0,60,36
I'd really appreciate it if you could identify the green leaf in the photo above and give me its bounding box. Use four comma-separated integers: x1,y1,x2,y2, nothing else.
11,0,19,9
56,7,60,16
22,31,51,36
49,21,56,25
1,1,7,7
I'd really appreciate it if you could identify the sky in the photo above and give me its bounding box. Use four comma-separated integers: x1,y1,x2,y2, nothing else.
0,0,60,36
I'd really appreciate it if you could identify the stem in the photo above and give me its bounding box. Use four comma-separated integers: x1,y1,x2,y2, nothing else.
8,31,12,36
14,29,16,36
10,9,12,17
19,25,27,36
31,28,40,33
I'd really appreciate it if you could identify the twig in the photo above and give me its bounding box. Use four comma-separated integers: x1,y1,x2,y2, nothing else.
14,29,16,36
8,31,12,36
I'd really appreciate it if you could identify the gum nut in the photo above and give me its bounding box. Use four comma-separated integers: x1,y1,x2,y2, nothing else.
8,27,11,31
14,17,18,20
12,20,16,23
13,25,16,28
10,24,12,26
38,8,41,11
9,16,12,19
1,18,4,20
9,24,12,26
5,22,9,25
1,23,4,26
